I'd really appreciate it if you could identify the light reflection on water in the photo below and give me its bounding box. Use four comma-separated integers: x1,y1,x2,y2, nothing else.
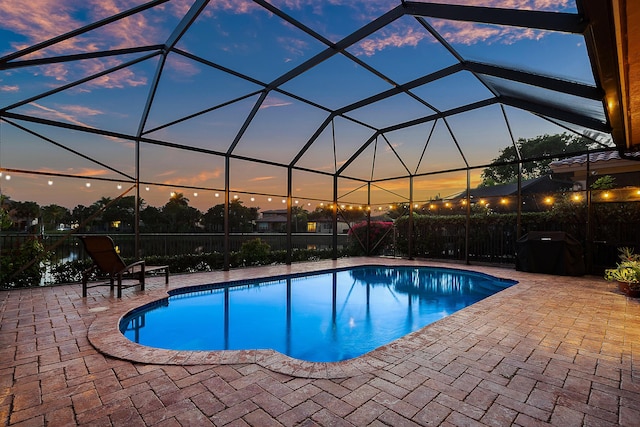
121,266,516,362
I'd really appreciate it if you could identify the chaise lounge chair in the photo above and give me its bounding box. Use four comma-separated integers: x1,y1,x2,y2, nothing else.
79,235,169,298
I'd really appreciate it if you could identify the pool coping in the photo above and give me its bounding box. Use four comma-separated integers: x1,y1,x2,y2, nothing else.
88,261,519,379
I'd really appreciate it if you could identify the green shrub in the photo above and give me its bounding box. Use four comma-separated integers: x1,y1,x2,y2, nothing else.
0,236,51,288
239,238,271,266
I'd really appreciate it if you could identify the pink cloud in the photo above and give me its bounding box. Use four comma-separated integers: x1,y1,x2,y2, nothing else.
73,167,111,177
26,102,98,128
260,97,293,109
0,0,162,89
59,104,103,116
355,27,429,56
1,85,20,92
161,169,224,186
403,0,572,11
207,0,258,14
165,55,201,79
277,37,309,57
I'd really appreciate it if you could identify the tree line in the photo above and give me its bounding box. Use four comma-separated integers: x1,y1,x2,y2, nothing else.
1,133,602,234
0,192,375,234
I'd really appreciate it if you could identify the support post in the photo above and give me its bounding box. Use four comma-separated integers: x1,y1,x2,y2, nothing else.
409,176,414,260
367,182,371,256
286,167,292,265
465,169,471,264
223,156,230,271
332,175,338,260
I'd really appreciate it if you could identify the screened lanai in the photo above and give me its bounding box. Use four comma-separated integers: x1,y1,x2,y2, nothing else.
0,0,638,275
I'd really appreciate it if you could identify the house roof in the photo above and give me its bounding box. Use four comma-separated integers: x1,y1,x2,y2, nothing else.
261,210,289,215
549,150,640,167
256,215,288,223
450,175,572,200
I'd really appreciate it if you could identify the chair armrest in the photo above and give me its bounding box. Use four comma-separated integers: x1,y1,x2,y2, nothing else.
121,260,146,276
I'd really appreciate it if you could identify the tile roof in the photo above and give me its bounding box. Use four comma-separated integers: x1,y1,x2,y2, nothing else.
550,150,640,167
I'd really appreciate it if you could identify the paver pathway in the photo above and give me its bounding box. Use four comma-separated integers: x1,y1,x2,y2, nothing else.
1,258,639,426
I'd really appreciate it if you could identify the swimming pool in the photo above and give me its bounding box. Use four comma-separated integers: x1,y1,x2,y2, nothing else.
120,266,516,362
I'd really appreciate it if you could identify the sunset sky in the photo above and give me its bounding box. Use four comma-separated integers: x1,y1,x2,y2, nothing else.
0,0,612,211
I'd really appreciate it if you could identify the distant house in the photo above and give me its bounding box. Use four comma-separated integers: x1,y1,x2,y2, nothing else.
549,151,640,190
307,218,350,234
256,209,288,233
256,209,352,233
450,175,573,212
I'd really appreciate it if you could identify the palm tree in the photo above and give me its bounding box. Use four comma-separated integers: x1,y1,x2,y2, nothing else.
41,204,71,231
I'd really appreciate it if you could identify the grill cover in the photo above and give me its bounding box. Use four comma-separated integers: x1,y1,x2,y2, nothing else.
516,231,585,276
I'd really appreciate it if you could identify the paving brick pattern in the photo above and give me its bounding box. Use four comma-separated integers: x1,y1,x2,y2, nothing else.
1,258,639,426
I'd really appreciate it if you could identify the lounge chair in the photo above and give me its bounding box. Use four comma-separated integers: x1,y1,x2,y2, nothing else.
79,235,169,298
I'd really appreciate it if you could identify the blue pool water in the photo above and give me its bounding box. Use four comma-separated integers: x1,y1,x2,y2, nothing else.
121,266,516,362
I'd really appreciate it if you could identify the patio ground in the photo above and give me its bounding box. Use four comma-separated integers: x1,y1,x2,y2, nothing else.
1,257,639,426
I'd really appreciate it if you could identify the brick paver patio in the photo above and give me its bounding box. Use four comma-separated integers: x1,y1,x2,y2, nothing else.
1,258,639,426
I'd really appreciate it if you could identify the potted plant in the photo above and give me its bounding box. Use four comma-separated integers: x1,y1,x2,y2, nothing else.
604,247,640,297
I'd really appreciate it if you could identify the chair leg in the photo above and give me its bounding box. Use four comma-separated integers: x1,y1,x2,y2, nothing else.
164,268,169,284
140,264,145,292
82,275,88,298
117,274,123,298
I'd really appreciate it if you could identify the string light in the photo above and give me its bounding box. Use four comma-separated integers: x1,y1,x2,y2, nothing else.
214,193,220,197
193,192,198,197
48,180,53,186
85,182,91,188
5,175,10,180
117,184,122,190
250,197,255,202
145,186,150,191
268,197,272,202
